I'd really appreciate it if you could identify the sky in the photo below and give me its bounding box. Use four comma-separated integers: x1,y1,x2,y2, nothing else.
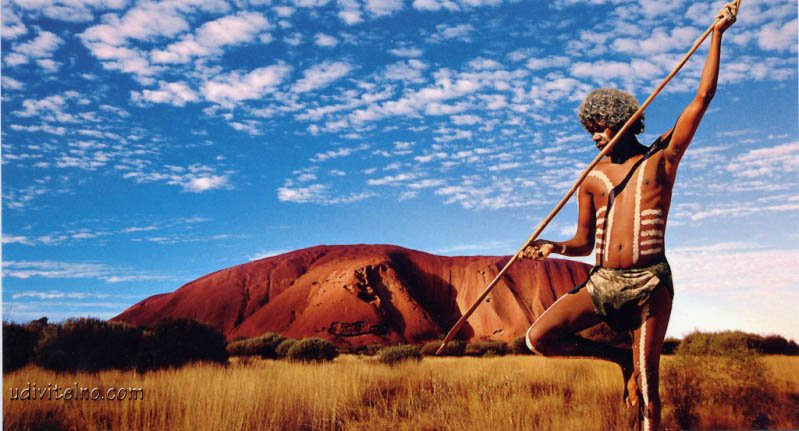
2,0,798,341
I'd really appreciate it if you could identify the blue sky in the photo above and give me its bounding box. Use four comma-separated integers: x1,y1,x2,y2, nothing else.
2,0,798,341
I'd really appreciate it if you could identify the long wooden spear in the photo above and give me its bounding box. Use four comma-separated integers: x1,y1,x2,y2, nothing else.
436,1,740,355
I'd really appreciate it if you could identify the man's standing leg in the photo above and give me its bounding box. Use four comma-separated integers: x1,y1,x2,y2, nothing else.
631,285,673,431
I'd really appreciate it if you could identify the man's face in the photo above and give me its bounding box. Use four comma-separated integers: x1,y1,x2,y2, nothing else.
589,123,616,151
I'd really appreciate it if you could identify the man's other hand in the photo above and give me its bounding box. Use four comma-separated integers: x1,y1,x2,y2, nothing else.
715,2,737,34
519,240,555,260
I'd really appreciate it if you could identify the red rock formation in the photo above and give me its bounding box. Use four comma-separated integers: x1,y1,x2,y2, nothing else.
113,244,605,347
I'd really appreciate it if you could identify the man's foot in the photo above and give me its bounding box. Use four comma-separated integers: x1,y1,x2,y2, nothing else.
620,358,639,407
625,368,640,408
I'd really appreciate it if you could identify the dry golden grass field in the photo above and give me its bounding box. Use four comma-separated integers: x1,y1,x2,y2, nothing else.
4,355,798,431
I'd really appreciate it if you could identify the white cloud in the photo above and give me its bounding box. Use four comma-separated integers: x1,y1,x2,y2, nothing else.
314,33,339,47
273,5,295,17
291,0,331,7
184,175,230,192
201,63,292,105
669,243,799,293
4,30,63,70
2,76,25,90
350,68,482,123
727,142,799,178
278,183,329,202
3,260,113,280
413,0,459,12
78,0,230,81
526,56,571,70
2,4,27,39
612,26,701,56
131,81,199,107
8,0,129,23
365,0,404,16
639,0,683,17
430,23,475,43
384,59,427,83
151,12,270,64
570,59,660,85
367,173,417,186
292,61,352,93
2,235,35,245
247,249,294,261
311,143,369,162
388,47,423,57
413,0,500,11
15,93,81,123
122,164,233,193
757,18,798,51
10,291,139,300
432,240,514,255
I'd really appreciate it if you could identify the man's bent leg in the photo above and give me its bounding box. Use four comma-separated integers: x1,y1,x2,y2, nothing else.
632,285,673,431
525,286,631,367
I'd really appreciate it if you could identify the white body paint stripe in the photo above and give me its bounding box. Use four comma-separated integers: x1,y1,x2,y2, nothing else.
641,230,663,237
641,248,663,255
641,209,662,217
589,171,614,262
596,206,607,216
633,158,650,264
640,303,651,431
640,239,663,246
641,218,665,226
596,217,606,224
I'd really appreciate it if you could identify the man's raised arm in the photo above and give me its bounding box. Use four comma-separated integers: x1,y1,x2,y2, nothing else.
663,3,737,176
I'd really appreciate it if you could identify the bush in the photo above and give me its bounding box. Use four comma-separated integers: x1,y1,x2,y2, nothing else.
421,340,465,356
286,338,339,362
3,322,39,372
663,348,774,429
347,343,382,356
509,336,531,354
677,331,761,356
227,333,286,359
465,340,508,357
661,337,680,355
377,345,422,365
35,318,141,372
275,339,298,358
759,335,799,355
136,318,228,372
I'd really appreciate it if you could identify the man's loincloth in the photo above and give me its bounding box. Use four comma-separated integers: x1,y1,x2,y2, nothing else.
575,260,673,331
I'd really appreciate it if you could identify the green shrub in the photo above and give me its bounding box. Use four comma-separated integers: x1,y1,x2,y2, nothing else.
421,340,465,356
509,336,530,354
377,345,422,365
136,318,227,372
227,333,286,359
3,322,39,372
286,338,339,362
34,318,141,372
465,340,508,357
677,331,767,357
275,339,298,358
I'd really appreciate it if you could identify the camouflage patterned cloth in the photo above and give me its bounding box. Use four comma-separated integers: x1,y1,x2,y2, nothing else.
581,260,673,331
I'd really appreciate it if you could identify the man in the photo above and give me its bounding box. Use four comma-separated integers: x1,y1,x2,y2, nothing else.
520,4,737,430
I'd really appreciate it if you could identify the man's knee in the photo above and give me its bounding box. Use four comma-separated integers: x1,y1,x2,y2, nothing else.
525,325,558,356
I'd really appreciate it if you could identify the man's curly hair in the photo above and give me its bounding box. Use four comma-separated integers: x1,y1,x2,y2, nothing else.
578,88,645,135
